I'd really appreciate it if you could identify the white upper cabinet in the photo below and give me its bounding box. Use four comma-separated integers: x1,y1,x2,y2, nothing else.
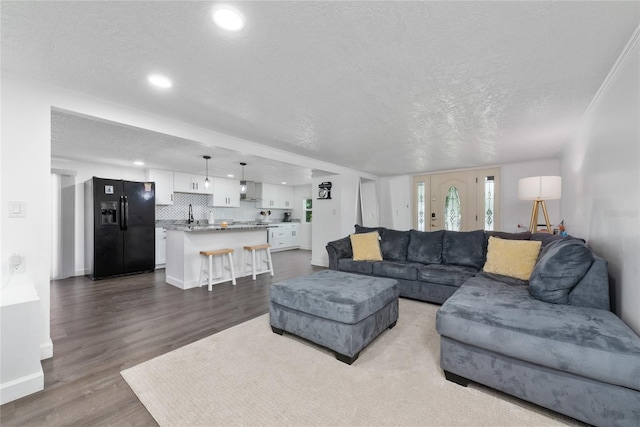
256,183,294,209
145,169,174,205
207,177,240,207
173,172,212,195
280,185,294,209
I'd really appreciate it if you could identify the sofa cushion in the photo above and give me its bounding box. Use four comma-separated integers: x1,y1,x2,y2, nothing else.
442,230,486,269
407,230,443,264
350,232,382,261
270,270,399,324
530,239,594,304
483,231,532,252
531,232,585,251
483,237,541,281
354,224,385,235
418,264,478,287
436,276,640,392
380,229,410,261
327,235,352,259
337,259,376,275
372,261,422,281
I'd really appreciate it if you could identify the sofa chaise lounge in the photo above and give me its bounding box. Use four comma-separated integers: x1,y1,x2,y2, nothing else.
326,226,640,426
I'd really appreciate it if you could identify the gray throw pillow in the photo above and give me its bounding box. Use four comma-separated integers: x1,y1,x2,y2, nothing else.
529,239,594,304
407,230,443,264
380,229,410,261
442,230,486,269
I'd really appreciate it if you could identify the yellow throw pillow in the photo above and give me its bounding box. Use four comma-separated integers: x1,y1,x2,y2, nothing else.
483,236,542,281
350,232,383,261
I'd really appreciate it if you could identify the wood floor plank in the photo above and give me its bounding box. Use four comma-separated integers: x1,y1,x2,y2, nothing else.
1,249,322,426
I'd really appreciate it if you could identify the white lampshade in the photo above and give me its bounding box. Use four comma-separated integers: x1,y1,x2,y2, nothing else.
518,176,562,200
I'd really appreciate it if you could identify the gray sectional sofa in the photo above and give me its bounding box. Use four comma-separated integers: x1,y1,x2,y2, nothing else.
326,226,640,426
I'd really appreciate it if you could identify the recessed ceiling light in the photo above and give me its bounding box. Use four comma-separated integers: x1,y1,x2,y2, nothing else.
134,160,145,166
212,6,245,31
227,174,234,178
147,74,172,89
281,182,287,185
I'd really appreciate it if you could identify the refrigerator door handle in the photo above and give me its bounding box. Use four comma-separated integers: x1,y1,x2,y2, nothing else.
123,196,129,230
119,196,125,231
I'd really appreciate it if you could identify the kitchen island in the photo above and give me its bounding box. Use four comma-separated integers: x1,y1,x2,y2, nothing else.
164,223,270,290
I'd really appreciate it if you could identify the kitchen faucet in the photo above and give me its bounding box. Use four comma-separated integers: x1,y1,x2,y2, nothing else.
188,204,194,224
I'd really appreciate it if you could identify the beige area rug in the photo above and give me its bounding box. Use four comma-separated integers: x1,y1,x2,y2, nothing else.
121,299,582,427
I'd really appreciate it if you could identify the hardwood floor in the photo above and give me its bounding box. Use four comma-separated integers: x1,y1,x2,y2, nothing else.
1,249,323,426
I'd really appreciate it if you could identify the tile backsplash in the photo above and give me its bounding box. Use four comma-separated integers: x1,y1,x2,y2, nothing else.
155,192,287,223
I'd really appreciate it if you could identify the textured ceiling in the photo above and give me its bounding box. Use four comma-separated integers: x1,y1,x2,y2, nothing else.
51,109,315,186
2,1,639,177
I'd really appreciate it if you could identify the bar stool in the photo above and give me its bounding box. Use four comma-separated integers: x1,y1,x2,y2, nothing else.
199,248,236,291
243,243,274,280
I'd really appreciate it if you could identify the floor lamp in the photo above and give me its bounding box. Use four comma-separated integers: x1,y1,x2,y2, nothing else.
518,176,561,233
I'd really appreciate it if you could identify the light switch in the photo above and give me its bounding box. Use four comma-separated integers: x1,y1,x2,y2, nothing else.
9,201,26,218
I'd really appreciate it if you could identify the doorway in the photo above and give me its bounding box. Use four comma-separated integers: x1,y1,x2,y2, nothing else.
51,170,76,279
413,168,500,232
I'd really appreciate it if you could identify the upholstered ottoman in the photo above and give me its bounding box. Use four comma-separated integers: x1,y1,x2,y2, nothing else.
269,270,399,364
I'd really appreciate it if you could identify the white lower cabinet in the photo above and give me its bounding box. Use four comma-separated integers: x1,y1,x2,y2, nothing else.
268,223,300,252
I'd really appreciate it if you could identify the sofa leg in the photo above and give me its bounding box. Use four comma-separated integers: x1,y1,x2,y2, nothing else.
335,351,359,365
271,325,284,335
444,370,470,387
388,320,397,329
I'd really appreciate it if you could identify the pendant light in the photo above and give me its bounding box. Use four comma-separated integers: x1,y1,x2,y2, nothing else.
240,162,247,194
203,155,211,188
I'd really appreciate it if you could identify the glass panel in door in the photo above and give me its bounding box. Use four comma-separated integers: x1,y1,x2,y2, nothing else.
444,186,462,231
430,171,477,231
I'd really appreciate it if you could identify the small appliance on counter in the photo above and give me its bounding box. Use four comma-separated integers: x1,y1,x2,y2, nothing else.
282,212,292,222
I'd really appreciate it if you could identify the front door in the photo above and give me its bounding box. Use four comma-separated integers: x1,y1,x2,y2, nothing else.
413,168,500,232
429,171,477,231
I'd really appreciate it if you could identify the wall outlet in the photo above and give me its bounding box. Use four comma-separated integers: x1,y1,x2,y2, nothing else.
10,253,25,273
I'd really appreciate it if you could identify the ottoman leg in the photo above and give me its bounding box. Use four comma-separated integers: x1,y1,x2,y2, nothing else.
388,320,397,329
271,325,284,335
335,351,360,365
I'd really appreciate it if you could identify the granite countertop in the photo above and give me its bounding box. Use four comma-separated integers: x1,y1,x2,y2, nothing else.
163,223,271,232
157,219,301,231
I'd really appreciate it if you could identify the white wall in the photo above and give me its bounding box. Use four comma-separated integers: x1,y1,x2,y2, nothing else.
359,179,380,227
379,175,412,230
501,159,561,232
2,77,53,359
378,161,561,233
51,158,146,276
293,184,312,250
311,174,339,266
561,30,640,333
311,173,362,267
1,74,376,367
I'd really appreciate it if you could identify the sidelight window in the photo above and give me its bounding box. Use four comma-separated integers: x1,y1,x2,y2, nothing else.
484,176,494,231
416,181,426,231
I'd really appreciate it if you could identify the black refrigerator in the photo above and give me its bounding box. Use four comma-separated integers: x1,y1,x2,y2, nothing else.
85,177,155,280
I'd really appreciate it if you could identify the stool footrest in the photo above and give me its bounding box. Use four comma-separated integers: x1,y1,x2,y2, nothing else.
199,249,237,290
243,244,274,280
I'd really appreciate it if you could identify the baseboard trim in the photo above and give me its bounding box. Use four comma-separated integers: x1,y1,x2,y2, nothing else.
311,258,329,268
0,369,44,405
40,338,53,360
